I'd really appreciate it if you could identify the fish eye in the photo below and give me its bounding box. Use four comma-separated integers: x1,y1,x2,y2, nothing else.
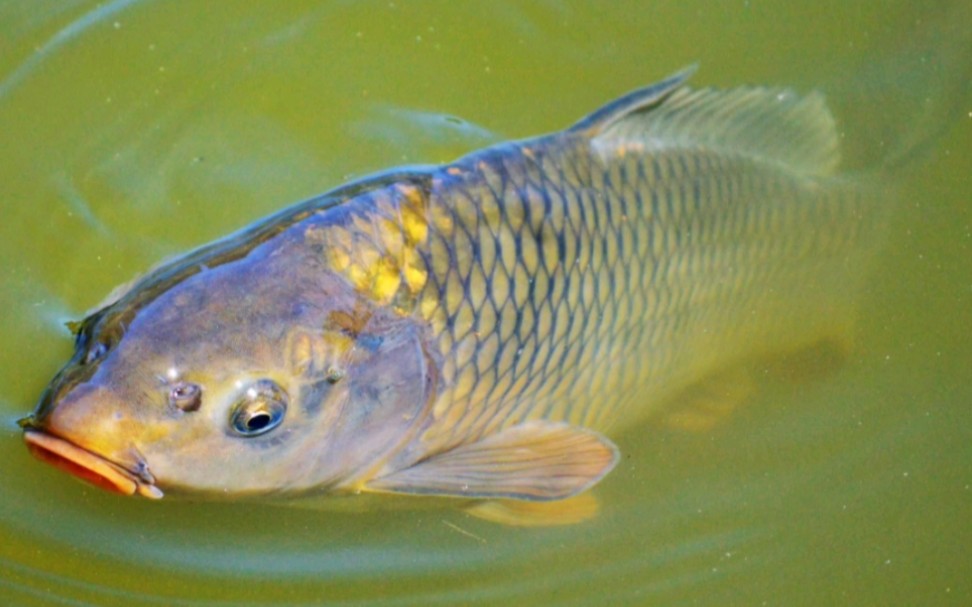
84,342,108,365
169,382,202,412
229,380,287,437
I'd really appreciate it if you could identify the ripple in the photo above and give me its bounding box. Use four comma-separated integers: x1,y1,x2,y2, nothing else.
0,0,144,101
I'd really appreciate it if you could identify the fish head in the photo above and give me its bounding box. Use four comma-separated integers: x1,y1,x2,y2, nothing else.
23,239,438,499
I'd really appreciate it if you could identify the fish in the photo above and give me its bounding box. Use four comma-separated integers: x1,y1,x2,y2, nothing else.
20,66,885,524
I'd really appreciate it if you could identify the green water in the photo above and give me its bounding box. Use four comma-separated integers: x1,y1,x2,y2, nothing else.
1,1,969,605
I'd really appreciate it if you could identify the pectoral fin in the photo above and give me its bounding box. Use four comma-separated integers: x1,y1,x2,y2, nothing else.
661,367,756,433
366,421,619,501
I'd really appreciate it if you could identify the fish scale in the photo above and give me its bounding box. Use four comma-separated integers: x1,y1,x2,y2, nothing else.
409,131,868,453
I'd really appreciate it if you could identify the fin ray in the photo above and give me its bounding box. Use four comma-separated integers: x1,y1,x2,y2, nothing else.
579,70,839,176
569,65,697,134
366,421,618,501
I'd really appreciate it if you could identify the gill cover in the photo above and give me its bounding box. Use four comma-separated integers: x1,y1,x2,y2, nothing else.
299,305,441,490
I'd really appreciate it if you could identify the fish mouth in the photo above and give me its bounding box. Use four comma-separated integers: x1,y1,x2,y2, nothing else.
23,430,163,499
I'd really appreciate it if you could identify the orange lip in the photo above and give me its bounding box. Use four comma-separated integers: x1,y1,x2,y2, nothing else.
23,430,163,499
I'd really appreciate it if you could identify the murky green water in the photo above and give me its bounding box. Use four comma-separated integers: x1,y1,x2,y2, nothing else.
1,1,969,605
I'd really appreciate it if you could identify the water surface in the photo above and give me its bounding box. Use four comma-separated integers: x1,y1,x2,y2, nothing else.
1,1,969,605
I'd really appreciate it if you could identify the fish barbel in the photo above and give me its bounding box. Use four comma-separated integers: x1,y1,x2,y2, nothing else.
21,67,883,522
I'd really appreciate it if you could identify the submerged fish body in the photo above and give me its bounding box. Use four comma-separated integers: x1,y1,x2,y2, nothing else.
22,68,883,515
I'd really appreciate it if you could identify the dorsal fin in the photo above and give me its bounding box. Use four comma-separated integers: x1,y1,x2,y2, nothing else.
570,65,697,134
573,67,840,176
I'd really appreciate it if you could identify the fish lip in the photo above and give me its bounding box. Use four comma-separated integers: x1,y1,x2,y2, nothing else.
22,429,164,499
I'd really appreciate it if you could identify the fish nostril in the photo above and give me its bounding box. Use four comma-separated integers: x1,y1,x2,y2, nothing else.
169,382,202,412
